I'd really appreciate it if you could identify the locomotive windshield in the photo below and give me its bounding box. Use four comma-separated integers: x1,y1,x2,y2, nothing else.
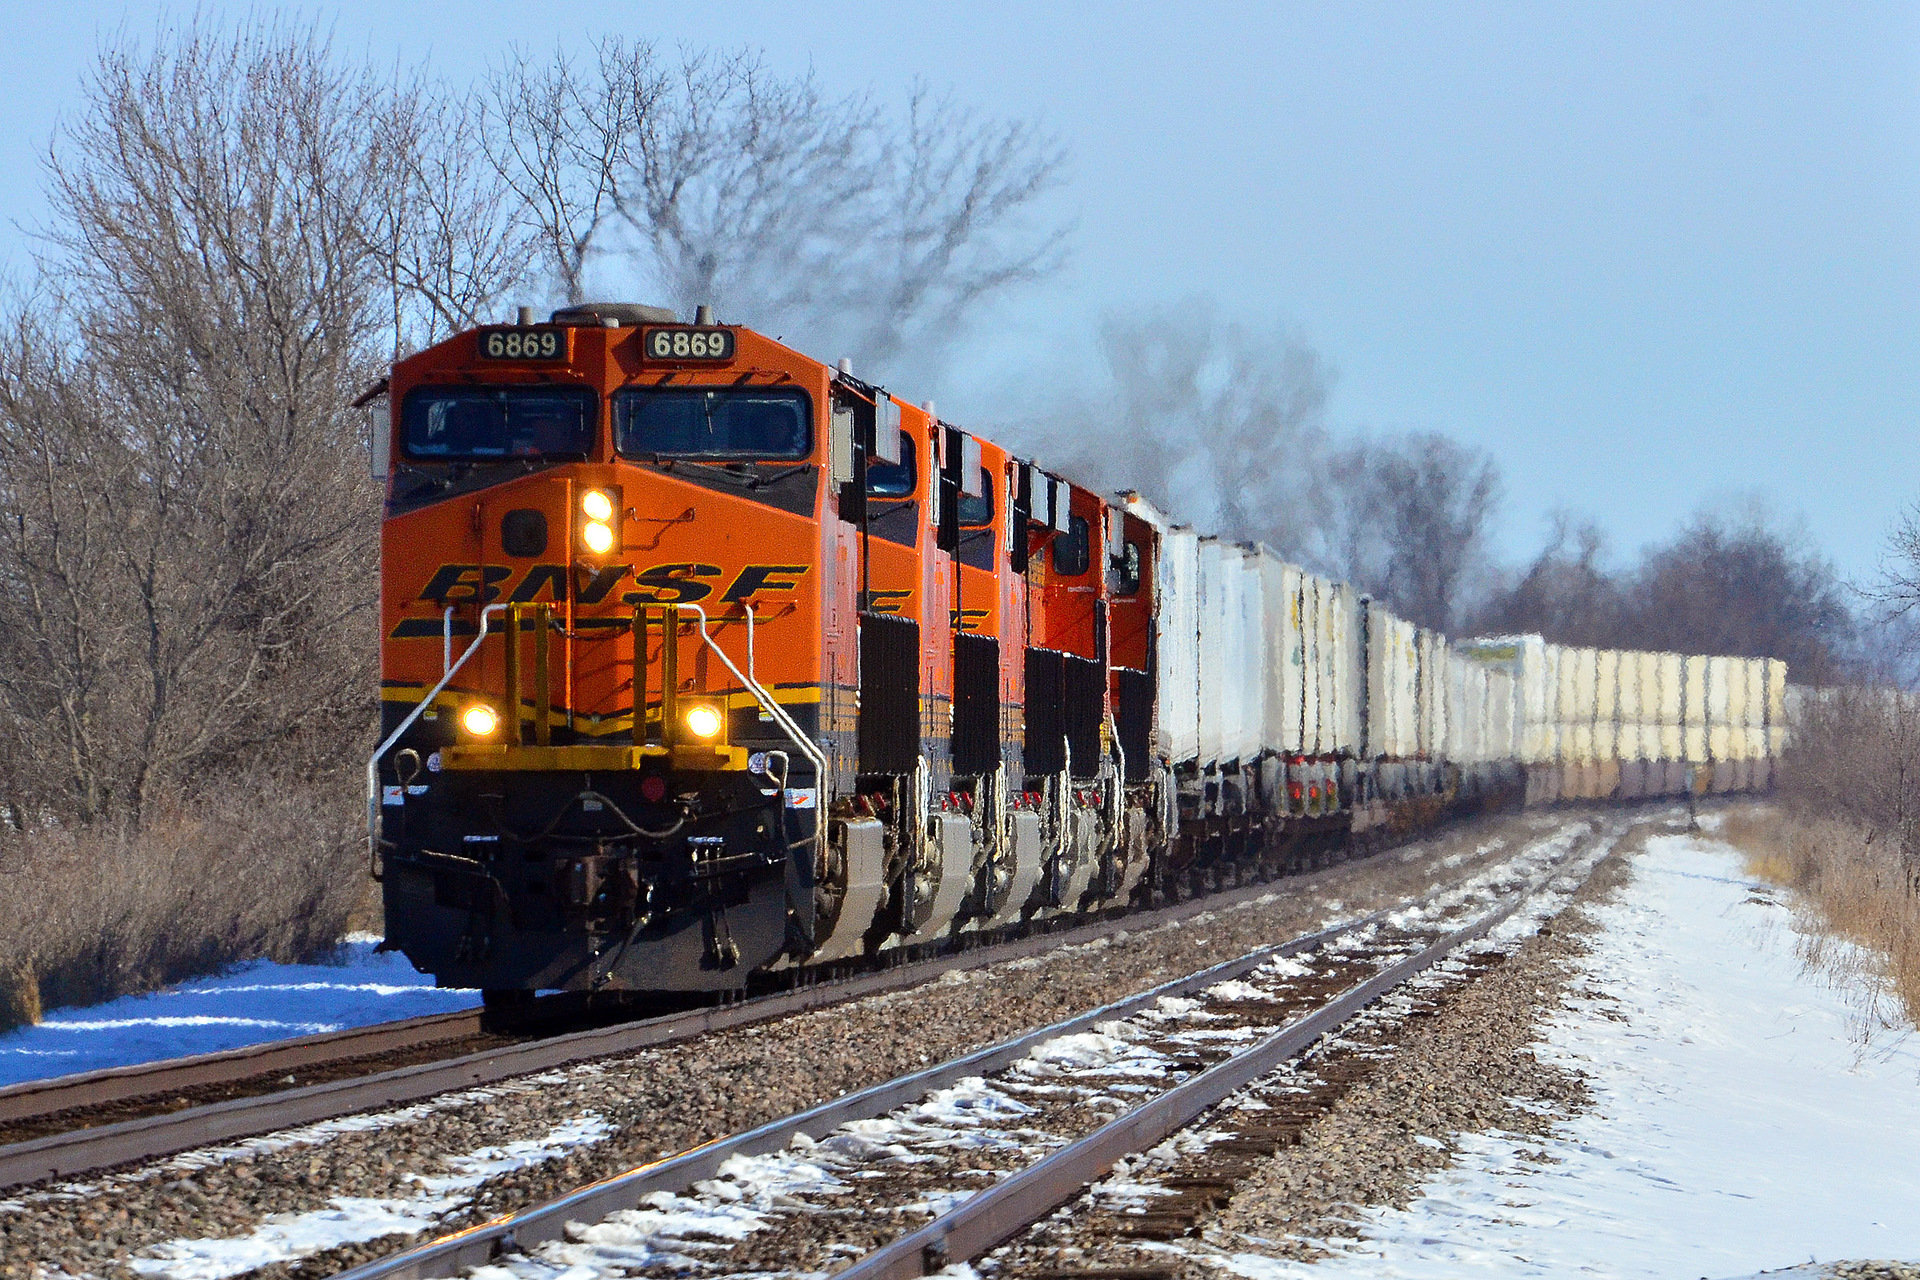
614,387,812,460
402,386,597,461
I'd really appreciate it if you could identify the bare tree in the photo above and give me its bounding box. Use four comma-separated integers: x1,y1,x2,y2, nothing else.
483,39,663,307
624,49,876,326
368,75,536,349
1469,514,1629,645
486,46,1069,368
853,86,1070,364
1874,502,1920,618
1629,507,1853,675
1318,432,1501,633
0,301,123,822
1011,300,1333,553
1473,500,1855,673
0,18,479,824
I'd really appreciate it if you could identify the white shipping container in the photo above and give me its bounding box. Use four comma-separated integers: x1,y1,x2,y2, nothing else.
1763,659,1788,756
1574,648,1599,738
1615,650,1642,725
1487,667,1516,760
1706,655,1733,727
1302,573,1326,753
1683,655,1710,762
1327,582,1361,753
1450,653,1486,761
1747,658,1768,757
1368,606,1421,758
1455,634,1550,764
1315,575,1340,753
1226,546,1263,764
1362,601,1387,757
1257,552,1298,756
1594,649,1619,762
1126,500,1200,767
1415,626,1433,758
1632,651,1662,760
1195,539,1228,766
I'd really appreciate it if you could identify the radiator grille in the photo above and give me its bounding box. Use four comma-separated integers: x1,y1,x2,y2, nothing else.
1115,667,1154,782
859,613,921,774
951,634,1001,776
1063,653,1105,777
1023,649,1065,777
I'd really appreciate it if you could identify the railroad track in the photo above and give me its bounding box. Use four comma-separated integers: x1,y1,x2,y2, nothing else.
333,816,1626,1280
0,838,1434,1194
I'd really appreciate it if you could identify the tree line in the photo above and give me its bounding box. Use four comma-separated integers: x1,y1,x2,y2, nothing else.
1011,300,1866,679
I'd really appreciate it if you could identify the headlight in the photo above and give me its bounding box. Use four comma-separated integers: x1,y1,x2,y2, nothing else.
581,520,615,554
461,703,500,737
683,704,724,740
581,489,614,522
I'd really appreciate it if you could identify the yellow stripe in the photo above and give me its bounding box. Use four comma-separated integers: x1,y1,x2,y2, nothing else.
381,684,822,739
436,742,749,772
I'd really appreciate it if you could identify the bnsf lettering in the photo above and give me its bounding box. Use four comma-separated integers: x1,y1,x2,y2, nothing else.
399,562,811,632
499,564,638,604
576,565,633,604
625,563,723,604
418,564,511,605
721,564,809,602
506,564,570,603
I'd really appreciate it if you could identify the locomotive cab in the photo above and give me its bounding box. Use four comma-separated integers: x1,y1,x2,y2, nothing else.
372,306,832,996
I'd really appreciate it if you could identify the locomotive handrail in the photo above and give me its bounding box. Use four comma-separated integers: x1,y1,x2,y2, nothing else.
675,601,829,866
675,602,828,779
367,602,511,874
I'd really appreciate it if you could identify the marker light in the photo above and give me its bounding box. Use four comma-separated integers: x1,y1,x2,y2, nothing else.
581,489,614,522
581,520,615,555
683,704,724,740
461,703,500,737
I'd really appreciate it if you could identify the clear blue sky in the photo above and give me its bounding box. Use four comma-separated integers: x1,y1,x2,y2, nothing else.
2,2,1914,585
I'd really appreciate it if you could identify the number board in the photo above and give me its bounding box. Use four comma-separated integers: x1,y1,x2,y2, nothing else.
477,328,566,361
643,327,735,361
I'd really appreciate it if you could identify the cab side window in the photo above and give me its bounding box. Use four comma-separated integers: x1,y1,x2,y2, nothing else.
1052,514,1091,576
866,431,917,496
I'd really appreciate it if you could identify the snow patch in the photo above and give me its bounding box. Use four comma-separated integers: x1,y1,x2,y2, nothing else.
0,936,478,1087
127,1115,612,1279
1207,831,1920,1278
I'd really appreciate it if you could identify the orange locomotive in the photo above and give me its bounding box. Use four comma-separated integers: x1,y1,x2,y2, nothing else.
368,303,1167,1003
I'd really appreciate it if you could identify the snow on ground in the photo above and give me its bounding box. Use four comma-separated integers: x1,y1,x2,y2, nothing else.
127,1114,611,1280
0,936,477,1087
1216,830,1920,1280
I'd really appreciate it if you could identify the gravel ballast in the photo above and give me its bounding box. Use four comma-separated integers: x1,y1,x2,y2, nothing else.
2,808,1626,1279
985,817,1654,1277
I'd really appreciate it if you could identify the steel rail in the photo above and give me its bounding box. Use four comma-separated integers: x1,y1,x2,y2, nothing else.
0,845,1420,1194
329,906,1402,1280
0,1009,483,1127
347,821,1610,1280
840,861,1562,1279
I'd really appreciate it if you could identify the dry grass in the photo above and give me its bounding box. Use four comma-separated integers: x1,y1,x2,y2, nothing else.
1720,805,1920,1036
0,771,368,1031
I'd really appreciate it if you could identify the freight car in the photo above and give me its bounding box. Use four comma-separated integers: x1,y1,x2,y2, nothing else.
365,304,1782,1005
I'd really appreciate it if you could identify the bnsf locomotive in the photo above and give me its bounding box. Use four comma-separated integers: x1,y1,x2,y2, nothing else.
368,303,1785,1005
